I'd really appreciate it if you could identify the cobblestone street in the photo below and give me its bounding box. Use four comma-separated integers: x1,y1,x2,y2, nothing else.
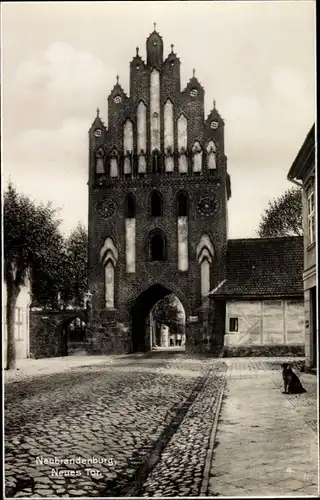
4,354,318,497
5,352,226,498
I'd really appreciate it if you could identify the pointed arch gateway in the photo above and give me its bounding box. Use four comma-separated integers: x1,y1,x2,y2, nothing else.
129,282,189,352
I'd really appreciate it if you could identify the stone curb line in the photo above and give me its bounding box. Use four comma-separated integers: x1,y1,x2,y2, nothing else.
200,364,229,496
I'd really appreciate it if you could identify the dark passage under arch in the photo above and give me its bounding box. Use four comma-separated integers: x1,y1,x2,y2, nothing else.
60,314,88,356
131,284,184,352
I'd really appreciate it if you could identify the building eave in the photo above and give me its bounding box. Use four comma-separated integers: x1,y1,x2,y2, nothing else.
212,293,304,301
287,124,315,181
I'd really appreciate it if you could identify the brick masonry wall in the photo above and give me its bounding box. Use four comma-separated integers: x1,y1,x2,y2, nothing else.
224,344,305,358
29,312,65,359
87,31,229,354
29,310,88,359
87,175,228,354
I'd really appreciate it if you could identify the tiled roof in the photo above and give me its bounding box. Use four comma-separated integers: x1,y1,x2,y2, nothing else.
210,236,304,298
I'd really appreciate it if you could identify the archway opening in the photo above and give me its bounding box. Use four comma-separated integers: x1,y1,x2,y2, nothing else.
61,316,88,356
130,285,186,353
151,294,186,350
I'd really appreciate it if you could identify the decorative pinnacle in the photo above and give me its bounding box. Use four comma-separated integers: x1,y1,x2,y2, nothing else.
116,74,119,84
136,47,139,55
193,68,195,77
154,22,156,31
213,99,216,109
96,107,100,117
171,44,174,53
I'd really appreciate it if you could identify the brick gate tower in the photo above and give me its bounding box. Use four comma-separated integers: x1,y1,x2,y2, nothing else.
87,26,231,353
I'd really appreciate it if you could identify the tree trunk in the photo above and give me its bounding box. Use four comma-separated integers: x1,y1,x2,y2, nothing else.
6,280,20,370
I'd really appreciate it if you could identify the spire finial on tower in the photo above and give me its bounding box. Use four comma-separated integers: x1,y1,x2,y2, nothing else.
213,99,216,109
193,68,196,77
96,107,100,117
136,47,139,55
154,22,156,31
116,74,119,84
171,44,174,53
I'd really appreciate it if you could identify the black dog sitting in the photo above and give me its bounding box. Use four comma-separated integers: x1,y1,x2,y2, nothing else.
281,363,307,394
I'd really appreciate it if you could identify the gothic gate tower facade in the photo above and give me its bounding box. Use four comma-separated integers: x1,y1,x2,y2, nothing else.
87,26,231,353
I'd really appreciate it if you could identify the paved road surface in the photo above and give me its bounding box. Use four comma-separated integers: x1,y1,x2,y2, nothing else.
208,358,318,497
4,354,318,497
5,352,226,497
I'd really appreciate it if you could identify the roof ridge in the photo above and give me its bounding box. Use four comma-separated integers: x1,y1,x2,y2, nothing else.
228,236,303,243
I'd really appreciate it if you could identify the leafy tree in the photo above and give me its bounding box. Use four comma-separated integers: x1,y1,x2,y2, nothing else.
31,224,88,309
31,237,66,309
4,184,63,369
62,224,88,307
152,294,185,335
258,187,302,238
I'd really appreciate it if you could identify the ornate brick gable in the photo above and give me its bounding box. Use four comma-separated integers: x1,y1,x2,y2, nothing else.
87,26,231,354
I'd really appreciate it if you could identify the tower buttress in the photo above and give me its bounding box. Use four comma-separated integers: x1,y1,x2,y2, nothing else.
146,24,163,68
130,47,148,103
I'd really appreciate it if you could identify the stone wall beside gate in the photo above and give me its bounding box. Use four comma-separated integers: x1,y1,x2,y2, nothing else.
29,309,88,359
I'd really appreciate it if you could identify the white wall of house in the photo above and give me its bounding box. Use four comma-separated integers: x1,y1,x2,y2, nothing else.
302,176,317,368
2,279,32,361
224,299,304,347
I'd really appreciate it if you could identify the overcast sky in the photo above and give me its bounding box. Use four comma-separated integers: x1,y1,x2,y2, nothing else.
2,1,315,238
